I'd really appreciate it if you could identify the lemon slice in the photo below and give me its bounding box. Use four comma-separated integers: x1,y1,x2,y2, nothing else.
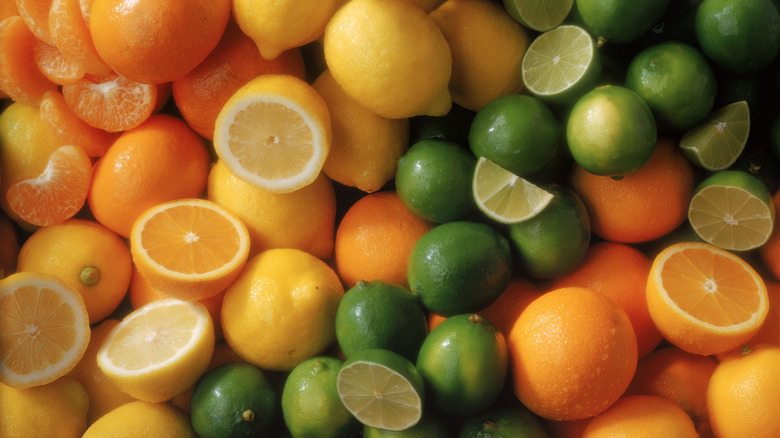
503,0,574,32
214,74,332,193
96,298,215,403
473,157,554,224
679,100,750,171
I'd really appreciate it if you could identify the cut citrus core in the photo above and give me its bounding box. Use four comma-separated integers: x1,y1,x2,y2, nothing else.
679,100,751,171
473,156,554,224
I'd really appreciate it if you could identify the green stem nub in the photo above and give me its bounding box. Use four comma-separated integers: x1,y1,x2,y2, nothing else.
79,266,100,287
242,409,256,423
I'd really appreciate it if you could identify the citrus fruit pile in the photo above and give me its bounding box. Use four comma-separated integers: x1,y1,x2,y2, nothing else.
3,0,780,436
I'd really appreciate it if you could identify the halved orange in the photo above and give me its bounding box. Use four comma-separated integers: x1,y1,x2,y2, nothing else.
129,198,250,301
48,0,112,76
39,89,119,157
0,271,91,389
16,0,54,45
646,241,769,356
33,38,85,85
6,144,92,227
0,15,58,105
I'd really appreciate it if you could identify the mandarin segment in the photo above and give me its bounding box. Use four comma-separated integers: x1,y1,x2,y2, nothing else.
39,89,119,157
48,0,112,76
0,15,58,105
16,0,54,44
32,39,85,85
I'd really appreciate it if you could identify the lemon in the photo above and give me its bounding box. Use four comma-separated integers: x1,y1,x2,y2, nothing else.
313,69,410,193
323,0,452,119
0,377,89,438
220,248,345,371
213,74,332,194
83,400,197,438
430,0,530,112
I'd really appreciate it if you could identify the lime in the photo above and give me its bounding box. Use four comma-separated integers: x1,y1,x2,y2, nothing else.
336,348,425,431
576,0,671,44
625,41,717,132
407,221,513,316
714,71,761,111
190,362,278,438
408,103,476,146
688,170,775,251
507,184,591,279
566,85,657,177
637,0,702,47
468,94,562,177
503,0,574,32
458,401,548,438
362,412,452,437
521,25,602,107
695,0,780,74
472,157,555,224
679,101,750,171
416,314,508,416
281,356,361,438
335,280,428,362
395,139,477,224
769,110,780,162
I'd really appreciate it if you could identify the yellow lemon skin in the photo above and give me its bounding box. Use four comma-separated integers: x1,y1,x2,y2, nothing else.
0,377,89,438
82,400,197,438
324,0,453,119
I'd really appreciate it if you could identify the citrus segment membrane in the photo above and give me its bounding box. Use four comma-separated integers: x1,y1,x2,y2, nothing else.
473,156,554,224
679,101,750,171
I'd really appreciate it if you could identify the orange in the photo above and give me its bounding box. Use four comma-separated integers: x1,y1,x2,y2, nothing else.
550,241,663,358
508,286,638,421
625,346,718,438
582,395,698,438
707,344,780,438
16,0,53,44
0,212,19,277
0,0,18,22
646,241,769,355
89,0,231,84
49,0,112,76
172,19,306,140
88,114,211,238
745,280,780,347
32,39,86,85
334,191,434,289
571,137,695,243
0,15,58,105
39,89,119,157
758,189,780,280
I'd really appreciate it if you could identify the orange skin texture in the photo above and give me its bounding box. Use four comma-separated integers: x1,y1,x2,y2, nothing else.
759,190,780,281
582,395,698,438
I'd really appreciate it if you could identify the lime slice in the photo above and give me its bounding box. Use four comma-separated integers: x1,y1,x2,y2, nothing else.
679,100,751,171
503,0,574,32
688,170,775,251
521,25,601,106
336,349,425,431
473,157,554,224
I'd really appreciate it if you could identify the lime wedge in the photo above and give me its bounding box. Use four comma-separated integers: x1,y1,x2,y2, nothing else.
336,349,425,431
688,170,775,251
473,157,554,224
503,0,574,32
679,100,751,171
521,25,601,106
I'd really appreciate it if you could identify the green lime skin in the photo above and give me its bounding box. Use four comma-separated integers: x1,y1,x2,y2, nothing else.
190,362,278,438
395,139,478,224
507,184,590,279
407,221,513,317
468,94,562,177
636,0,703,47
409,103,476,146
625,41,717,132
458,402,548,438
362,413,453,437
576,0,671,44
565,85,657,177
416,314,508,417
281,356,361,438
335,280,429,362
695,0,780,74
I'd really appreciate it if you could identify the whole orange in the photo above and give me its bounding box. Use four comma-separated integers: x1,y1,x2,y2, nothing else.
89,0,231,84
758,189,780,280
508,286,638,421
582,395,698,438
88,114,211,238
745,280,780,347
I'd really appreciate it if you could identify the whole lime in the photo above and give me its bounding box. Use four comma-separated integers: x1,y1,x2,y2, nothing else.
190,362,278,438
409,103,476,146
458,401,548,438
281,356,361,438
335,280,429,362
407,221,513,316
395,139,477,224
468,94,562,177
576,0,671,44
625,41,717,132
416,314,508,416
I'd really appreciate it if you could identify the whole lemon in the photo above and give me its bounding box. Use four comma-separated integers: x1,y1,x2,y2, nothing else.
0,377,89,438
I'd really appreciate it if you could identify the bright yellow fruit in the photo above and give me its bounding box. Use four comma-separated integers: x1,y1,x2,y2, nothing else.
0,377,89,438
83,400,197,438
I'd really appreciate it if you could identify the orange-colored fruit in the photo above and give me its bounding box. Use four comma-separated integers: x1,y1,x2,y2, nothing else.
550,241,663,358
16,0,53,45
625,346,718,438
745,280,780,347
88,114,211,237
707,344,780,438
0,0,18,22
571,137,695,243
32,39,85,85
334,191,434,288
48,0,112,76
39,89,119,157
172,19,306,140
0,15,58,105
582,395,698,438
89,0,231,84
508,286,638,421
758,189,780,280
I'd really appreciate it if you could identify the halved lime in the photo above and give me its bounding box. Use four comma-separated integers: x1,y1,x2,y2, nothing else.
521,25,601,106
503,0,574,32
336,348,425,431
679,100,751,171
473,157,554,224
688,170,775,251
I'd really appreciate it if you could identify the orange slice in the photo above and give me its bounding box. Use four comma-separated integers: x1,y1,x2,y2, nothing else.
32,38,85,85
0,15,57,105
48,0,112,76
61,72,157,132
646,241,769,356
6,144,92,227
16,0,53,45
129,198,250,301
0,271,90,389
39,89,119,156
